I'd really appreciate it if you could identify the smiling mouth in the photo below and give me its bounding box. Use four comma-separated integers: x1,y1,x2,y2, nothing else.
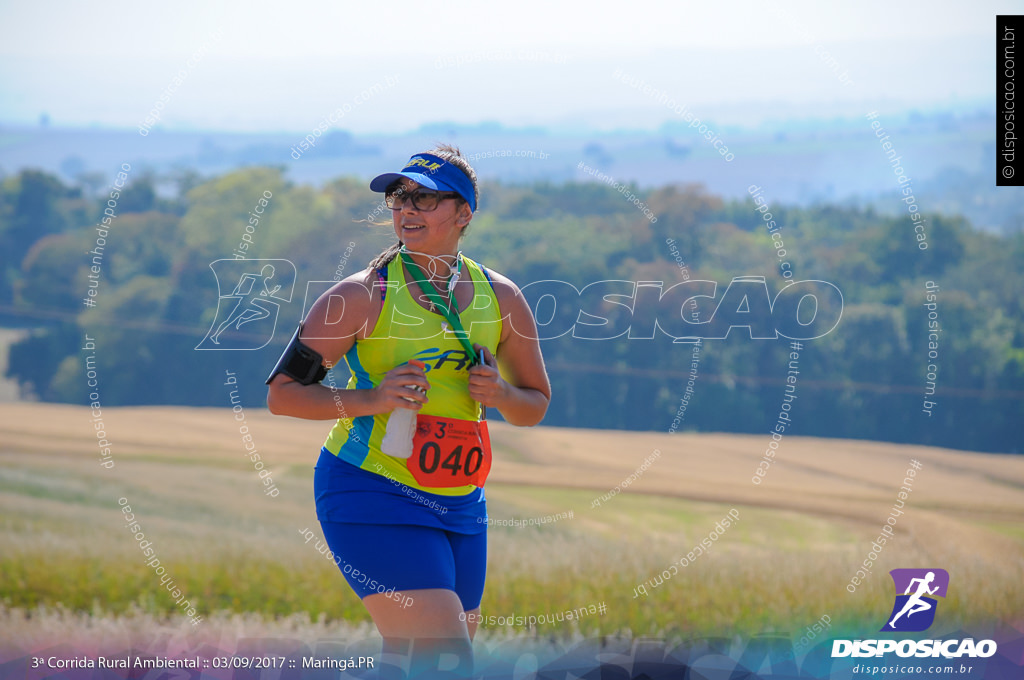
402,224,425,230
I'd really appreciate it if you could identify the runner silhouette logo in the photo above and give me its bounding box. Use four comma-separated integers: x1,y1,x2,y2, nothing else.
881,568,949,632
196,259,296,350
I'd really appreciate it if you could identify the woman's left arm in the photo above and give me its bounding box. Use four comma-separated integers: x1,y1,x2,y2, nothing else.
468,277,551,427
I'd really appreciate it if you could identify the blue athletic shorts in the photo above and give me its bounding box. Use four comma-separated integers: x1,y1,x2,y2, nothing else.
313,449,488,611
314,448,487,530
319,521,487,611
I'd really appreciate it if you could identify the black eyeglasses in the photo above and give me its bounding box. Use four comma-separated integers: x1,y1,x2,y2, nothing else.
385,187,461,212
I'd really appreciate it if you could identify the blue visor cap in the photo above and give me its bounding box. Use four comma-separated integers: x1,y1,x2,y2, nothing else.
369,153,476,212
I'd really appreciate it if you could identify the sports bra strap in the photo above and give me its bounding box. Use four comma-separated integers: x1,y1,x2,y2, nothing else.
480,265,495,291
375,266,387,303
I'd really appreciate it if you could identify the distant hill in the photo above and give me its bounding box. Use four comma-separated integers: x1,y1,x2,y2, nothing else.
0,107,1012,232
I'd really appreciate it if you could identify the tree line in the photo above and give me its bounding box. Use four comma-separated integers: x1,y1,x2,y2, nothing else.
1,166,1021,453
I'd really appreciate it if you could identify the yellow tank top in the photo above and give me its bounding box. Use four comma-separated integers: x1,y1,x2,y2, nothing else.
322,253,502,495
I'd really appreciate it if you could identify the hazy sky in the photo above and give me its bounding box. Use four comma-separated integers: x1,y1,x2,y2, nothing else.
0,0,1011,133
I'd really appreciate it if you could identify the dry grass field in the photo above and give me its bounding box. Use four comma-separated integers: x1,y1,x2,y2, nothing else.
2,402,1022,652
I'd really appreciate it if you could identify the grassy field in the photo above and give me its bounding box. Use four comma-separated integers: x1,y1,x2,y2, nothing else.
1,402,1022,650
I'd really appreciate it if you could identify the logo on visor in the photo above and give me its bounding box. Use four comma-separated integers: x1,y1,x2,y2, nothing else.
405,156,443,172
881,568,949,632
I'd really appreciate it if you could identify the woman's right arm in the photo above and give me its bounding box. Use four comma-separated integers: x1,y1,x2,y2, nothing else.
266,271,430,420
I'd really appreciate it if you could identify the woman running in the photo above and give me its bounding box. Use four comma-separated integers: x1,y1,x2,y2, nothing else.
266,144,550,675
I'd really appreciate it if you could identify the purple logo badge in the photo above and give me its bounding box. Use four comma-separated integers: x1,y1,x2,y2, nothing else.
881,568,949,632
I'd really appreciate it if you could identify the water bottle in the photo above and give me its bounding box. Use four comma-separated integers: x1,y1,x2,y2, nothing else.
380,360,426,458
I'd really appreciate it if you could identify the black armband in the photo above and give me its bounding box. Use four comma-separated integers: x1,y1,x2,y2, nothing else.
265,324,329,385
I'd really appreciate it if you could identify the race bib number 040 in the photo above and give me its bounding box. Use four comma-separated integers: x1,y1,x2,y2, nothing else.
407,415,492,488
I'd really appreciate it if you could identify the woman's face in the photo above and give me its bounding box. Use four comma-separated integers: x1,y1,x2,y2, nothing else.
390,179,471,255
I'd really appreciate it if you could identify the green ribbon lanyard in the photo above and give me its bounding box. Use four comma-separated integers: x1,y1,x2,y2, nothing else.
400,252,481,366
